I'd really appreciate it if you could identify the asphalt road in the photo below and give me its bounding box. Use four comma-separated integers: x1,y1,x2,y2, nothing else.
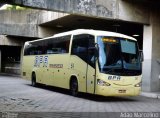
0,75,160,118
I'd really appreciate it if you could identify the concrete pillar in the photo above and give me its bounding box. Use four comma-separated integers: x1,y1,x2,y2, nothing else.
0,50,1,72
20,45,24,77
150,8,160,92
142,8,160,92
142,25,152,92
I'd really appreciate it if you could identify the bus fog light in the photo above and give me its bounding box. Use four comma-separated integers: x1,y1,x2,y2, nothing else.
97,79,111,86
135,82,142,87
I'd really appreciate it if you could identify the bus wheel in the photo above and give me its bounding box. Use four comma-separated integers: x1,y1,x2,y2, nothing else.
32,73,37,87
70,79,78,97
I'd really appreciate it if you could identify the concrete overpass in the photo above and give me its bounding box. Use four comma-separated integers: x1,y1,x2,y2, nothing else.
2,0,150,24
0,0,160,92
0,10,69,38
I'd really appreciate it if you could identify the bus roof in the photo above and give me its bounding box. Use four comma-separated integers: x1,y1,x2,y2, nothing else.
28,29,137,43
53,29,137,41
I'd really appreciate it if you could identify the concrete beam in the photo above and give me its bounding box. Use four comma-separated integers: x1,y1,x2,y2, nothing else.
6,0,117,20
0,10,41,24
0,10,69,38
0,35,24,46
0,23,38,38
118,0,149,24
0,10,68,25
0,10,39,38
5,0,150,24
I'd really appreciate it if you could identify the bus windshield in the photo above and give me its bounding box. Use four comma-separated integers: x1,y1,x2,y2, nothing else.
97,36,141,76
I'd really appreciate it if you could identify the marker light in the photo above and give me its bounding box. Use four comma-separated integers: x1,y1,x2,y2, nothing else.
132,34,139,37
102,38,117,43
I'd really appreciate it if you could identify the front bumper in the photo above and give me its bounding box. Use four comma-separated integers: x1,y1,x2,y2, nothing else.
95,85,141,96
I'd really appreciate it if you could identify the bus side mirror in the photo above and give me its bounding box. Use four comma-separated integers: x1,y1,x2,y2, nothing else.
88,47,99,58
139,50,144,62
95,48,99,58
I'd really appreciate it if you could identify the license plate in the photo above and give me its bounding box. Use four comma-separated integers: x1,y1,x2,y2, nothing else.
118,90,126,93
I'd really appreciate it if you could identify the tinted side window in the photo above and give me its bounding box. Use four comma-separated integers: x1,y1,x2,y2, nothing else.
71,34,95,66
45,35,71,54
24,35,71,55
24,41,43,55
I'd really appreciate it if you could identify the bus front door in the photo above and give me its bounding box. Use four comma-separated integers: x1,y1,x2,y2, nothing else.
86,65,95,94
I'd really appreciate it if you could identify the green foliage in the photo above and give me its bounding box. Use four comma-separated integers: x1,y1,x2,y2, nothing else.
1,4,28,10
6,5,16,10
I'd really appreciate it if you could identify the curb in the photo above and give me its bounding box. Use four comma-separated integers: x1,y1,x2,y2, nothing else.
140,92,160,99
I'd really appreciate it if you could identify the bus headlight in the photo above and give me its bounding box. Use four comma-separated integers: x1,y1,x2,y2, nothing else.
135,82,142,87
97,79,111,86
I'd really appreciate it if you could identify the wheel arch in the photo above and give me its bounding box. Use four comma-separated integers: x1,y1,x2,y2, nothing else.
31,71,36,78
69,75,78,89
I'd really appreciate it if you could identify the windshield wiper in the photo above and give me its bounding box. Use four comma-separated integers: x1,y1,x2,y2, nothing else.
105,69,114,73
103,64,122,69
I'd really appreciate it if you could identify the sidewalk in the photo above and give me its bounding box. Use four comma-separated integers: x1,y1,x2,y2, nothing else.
140,92,160,99
0,73,21,77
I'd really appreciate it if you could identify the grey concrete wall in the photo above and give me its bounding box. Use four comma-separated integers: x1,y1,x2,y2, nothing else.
150,8,160,91
142,7,160,92
0,10,39,24
20,46,23,76
0,23,38,38
4,63,20,75
0,0,151,39
7,0,118,20
142,25,152,92
0,10,39,37
6,0,150,24
38,11,68,25
38,26,59,38
0,50,1,72
0,10,69,38
0,35,22,75
118,0,149,24
0,10,68,25
0,35,23,46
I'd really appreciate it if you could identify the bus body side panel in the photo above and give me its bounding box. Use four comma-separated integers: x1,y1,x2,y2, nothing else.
46,54,70,89
69,55,87,93
22,55,46,84
86,65,95,94
22,56,35,81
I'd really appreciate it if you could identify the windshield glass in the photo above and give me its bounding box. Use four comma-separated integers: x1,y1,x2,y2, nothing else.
97,36,141,76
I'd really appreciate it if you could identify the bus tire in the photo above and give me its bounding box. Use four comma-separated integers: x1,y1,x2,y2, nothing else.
32,72,37,87
70,78,78,97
